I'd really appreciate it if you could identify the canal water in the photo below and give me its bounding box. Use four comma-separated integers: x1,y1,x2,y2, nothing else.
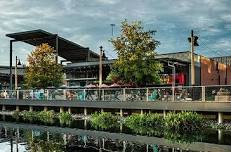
0,116,231,152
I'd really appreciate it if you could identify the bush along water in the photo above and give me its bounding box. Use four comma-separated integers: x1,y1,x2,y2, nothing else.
13,110,56,124
123,111,205,143
58,112,72,126
90,112,119,129
38,110,55,124
124,113,164,130
164,111,204,132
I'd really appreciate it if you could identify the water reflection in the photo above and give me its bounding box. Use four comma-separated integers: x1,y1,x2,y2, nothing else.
0,127,177,152
0,118,231,152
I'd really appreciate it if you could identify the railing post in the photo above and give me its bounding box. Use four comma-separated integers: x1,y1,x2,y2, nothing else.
102,89,104,101
63,89,66,100
123,88,126,101
172,86,175,101
83,89,86,101
202,86,205,102
16,90,19,100
146,88,149,101
31,90,34,100
45,89,48,100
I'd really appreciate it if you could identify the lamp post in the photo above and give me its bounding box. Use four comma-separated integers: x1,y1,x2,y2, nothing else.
168,62,176,101
99,46,103,87
15,56,21,90
188,30,199,86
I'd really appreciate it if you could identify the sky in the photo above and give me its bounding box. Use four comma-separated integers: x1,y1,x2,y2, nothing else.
0,0,231,65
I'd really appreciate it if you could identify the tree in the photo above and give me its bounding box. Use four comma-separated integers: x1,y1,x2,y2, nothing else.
108,20,163,86
24,43,63,88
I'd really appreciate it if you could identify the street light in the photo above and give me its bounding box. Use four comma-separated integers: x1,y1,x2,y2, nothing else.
168,61,176,101
99,46,103,87
15,56,21,90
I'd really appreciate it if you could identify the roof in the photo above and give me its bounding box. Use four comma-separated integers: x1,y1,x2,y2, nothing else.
6,29,99,62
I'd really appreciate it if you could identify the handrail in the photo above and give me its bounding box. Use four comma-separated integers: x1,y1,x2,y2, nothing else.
0,85,230,102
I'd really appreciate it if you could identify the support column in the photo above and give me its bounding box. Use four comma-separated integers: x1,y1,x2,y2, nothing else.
2,105,6,111
16,106,19,112
29,106,33,112
218,112,223,124
84,108,87,116
68,107,71,114
146,144,149,152
218,129,224,144
44,106,48,112
202,86,205,102
102,138,105,149
63,134,67,145
60,107,64,113
120,109,123,117
149,110,151,114
2,115,5,121
16,128,19,152
122,141,126,152
47,131,50,142
163,110,166,118
101,108,104,112
84,120,87,129
4,127,7,137
140,109,144,115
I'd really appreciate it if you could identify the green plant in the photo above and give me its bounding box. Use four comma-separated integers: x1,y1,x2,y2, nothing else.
90,112,119,129
164,111,204,132
124,113,164,129
58,112,72,125
20,111,38,122
12,111,20,120
37,110,55,124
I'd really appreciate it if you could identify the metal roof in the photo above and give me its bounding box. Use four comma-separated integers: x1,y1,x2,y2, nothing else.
6,29,99,62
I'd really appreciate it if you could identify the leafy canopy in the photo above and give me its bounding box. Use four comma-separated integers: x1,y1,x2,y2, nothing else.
108,20,163,86
24,43,63,88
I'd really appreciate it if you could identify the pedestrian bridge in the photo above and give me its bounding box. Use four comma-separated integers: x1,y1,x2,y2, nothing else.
0,85,231,123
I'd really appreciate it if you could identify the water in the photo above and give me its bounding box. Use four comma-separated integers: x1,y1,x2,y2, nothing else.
0,117,231,152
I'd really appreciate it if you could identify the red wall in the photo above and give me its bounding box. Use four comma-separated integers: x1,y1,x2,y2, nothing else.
201,56,231,85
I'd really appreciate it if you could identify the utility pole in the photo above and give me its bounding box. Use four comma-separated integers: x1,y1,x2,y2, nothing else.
191,30,195,86
99,46,103,87
188,30,199,85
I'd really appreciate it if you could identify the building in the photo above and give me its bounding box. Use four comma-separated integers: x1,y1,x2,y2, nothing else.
2,29,231,89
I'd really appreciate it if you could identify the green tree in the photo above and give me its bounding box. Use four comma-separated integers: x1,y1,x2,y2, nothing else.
108,20,163,86
24,43,63,88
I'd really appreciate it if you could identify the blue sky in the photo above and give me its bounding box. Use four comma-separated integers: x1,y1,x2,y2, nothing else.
0,0,231,65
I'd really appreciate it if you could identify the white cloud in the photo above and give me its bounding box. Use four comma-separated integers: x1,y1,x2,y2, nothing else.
0,0,231,65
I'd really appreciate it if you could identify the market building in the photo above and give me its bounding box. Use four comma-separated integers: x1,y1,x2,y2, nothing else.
1,29,231,89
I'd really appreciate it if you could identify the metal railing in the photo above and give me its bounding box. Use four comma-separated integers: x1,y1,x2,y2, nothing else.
0,85,231,102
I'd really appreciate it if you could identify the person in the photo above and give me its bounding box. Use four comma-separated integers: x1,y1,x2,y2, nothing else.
3,90,8,99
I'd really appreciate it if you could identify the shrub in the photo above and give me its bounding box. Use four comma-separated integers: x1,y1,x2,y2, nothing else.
90,112,119,129
58,112,72,125
12,111,20,120
124,113,164,129
20,111,38,122
164,111,204,132
37,110,55,124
